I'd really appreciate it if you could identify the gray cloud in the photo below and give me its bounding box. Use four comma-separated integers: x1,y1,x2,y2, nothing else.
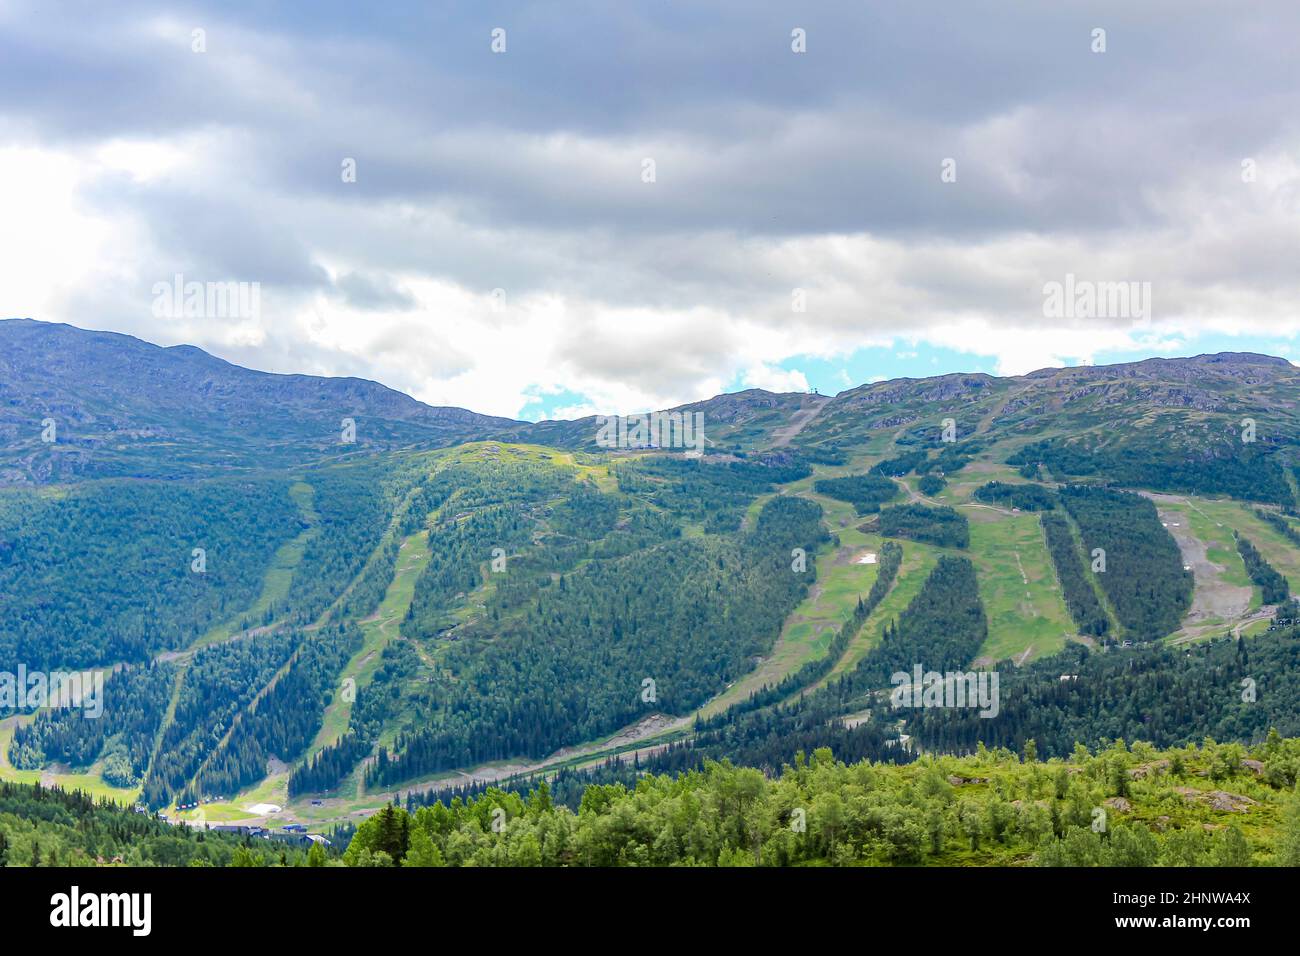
2,0,1299,412
334,271,417,312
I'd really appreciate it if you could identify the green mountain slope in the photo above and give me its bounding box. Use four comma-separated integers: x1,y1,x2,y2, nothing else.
6,319,1300,838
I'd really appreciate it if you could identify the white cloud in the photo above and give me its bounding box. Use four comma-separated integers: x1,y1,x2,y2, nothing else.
0,145,131,322
741,364,809,394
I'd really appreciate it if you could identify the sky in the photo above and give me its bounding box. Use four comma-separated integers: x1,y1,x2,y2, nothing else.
2,1,1299,421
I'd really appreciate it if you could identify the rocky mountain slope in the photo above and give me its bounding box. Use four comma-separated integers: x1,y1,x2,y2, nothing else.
4,318,1299,490
0,319,522,483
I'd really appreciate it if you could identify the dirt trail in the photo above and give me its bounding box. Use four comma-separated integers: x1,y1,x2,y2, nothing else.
1013,550,1028,585
1144,493,1251,626
1232,607,1276,637
364,712,694,804
769,395,831,448
153,623,274,664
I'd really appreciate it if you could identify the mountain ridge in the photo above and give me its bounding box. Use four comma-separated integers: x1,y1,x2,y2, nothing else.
3,316,1299,483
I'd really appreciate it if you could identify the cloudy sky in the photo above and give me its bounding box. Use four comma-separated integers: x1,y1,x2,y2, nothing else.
2,1,1299,420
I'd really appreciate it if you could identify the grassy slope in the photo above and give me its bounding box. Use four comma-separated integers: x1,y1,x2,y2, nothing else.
966,510,1074,663
818,544,937,687
1188,497,1300,584
709,458,887,713
0,716,140,805
1145,494,1300,645
314,529,432,756
898,455,1075,664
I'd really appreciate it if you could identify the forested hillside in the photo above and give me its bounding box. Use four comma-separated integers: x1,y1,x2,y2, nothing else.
367,492,829,785
903,622,1300,756
1058,486,1192,640
337,736,1300,867
0,781,315,867
7,324,1300,873
0,478,301,669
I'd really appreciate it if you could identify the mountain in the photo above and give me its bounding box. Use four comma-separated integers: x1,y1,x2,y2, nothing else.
522,387,822,452
0,318,522,483
807,351,1300,444
7,317,1299,489
6,317,1300,837
795,352,1300,505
